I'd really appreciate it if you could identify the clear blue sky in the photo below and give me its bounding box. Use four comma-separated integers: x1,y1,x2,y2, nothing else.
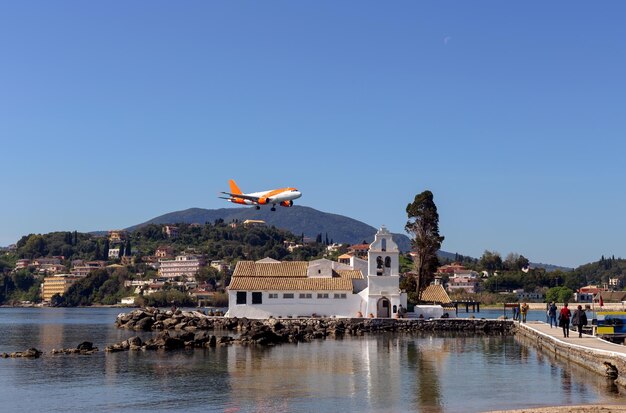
2,1,625,268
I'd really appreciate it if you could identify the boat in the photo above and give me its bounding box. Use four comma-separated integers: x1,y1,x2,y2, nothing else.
595,311,626,343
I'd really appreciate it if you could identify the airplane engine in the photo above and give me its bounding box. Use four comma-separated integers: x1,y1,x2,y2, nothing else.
280,200,293,207
259,197,269,205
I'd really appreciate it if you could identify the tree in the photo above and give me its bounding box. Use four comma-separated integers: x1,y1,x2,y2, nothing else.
546,286,574,303
22,235,47,258
479,250,503,273
405,190,444,301
94,242,102,261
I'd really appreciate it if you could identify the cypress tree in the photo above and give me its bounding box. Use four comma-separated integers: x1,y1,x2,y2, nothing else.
405,190,445,302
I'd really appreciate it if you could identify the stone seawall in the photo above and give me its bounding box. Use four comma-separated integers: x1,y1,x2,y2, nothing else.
112,308,514,348
515,323,626,387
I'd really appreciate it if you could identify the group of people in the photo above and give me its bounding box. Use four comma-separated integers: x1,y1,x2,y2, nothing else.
512,302,530,322
547,302,588,338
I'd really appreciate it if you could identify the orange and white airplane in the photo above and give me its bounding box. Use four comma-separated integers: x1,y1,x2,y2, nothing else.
219,180,302,211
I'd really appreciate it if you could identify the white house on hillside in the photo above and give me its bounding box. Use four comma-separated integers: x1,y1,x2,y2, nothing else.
226,226,407,319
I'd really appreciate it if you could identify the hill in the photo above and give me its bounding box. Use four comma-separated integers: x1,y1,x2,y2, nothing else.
124,206,573,271
126,205,414,251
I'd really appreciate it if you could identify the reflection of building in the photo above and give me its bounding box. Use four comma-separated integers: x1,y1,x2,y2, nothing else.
223,333,447,412
41,275,82,301
226,226,406,319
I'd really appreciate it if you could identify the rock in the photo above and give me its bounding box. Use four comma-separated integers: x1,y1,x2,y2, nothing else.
134,317,154,331
77,341,94,351
127,336,143,347
11,348,43,358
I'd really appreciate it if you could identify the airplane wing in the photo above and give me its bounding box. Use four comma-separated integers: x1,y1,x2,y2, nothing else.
220,192,261,202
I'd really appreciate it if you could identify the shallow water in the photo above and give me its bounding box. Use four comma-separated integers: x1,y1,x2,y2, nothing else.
0,308,622,412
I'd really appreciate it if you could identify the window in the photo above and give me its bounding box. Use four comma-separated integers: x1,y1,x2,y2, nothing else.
317,293,329,299
283,293,294,299
236,291,247,305
268,293,278,299
333,293,347,299
385,257,391,268
252,292,262,304
299,293,312,299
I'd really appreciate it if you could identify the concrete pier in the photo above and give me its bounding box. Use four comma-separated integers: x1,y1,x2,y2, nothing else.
516,321,626,387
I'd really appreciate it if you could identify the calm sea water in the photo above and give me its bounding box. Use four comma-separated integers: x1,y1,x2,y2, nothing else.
0,308,623,413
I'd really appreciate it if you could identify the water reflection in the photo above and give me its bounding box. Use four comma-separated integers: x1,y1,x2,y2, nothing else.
0,308,624,412
406,338,444,413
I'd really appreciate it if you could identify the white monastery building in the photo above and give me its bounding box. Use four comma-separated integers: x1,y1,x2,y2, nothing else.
226,226,407,319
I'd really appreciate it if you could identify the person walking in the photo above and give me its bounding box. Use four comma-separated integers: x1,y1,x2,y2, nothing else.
548,302,558,328
572,305,588,338
520,302,529,323
559,303,571,338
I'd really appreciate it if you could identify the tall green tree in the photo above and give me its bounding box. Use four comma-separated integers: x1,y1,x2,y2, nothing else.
405,190,444,301
479,250,503,273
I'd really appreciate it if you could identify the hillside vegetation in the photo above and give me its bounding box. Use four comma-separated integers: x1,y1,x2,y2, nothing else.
0,221,330,306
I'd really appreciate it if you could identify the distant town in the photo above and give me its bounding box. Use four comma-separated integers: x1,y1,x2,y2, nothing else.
0,219,625,310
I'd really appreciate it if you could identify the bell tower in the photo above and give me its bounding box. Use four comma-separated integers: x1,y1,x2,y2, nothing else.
367,226,399,277
365,226,405,318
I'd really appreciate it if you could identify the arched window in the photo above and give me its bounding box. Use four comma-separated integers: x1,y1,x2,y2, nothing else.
385,257,391,268
381,238,387,252
376,256,383,269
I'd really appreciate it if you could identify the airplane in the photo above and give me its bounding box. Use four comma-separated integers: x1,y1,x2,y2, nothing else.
219,180,302,211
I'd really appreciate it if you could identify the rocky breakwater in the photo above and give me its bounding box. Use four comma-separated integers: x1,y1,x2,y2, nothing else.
113,308,514,348
51,341,99,355
1,348,42,358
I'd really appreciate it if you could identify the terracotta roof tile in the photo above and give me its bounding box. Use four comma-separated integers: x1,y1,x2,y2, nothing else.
234,261,308,277
421,285,451,304
336,270,363,280
229,261,363,291
229,277,354,291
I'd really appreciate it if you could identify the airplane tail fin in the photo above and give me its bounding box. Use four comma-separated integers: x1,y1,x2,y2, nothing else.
229,179,242,195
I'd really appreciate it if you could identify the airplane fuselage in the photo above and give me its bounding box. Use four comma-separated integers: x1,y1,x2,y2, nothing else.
220,181,301,209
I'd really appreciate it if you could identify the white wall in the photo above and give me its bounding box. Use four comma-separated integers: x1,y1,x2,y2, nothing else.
367,276,402,295
227,290,365,319
408,305,454,319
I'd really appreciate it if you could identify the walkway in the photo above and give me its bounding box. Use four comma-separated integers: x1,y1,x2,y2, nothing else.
518,320,626,356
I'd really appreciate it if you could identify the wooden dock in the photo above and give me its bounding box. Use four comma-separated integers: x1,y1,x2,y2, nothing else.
451,300,480,313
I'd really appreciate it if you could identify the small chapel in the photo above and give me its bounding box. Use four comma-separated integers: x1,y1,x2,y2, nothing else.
226,226,408,319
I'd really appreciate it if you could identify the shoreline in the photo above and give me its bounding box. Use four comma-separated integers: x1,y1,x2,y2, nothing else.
486,405,626,412
482,303,625,311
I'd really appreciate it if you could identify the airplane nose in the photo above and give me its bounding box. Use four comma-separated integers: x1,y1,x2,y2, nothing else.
295,191,302,199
